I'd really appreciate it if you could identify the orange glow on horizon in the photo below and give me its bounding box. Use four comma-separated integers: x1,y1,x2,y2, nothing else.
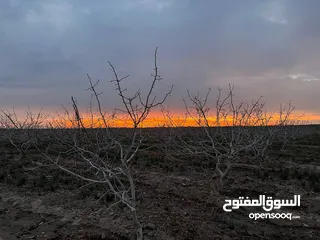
44,110,320,128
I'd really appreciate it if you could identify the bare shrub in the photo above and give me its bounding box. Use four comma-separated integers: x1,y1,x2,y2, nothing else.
180,84,295,192
0,108,48,160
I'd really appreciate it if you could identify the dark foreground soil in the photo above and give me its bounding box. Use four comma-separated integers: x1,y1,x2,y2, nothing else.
1,129,320,239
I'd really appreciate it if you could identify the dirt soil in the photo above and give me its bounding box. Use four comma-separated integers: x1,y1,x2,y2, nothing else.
1,131,320,239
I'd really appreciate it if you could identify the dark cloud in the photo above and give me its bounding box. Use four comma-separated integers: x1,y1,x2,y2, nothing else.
0,0,319,121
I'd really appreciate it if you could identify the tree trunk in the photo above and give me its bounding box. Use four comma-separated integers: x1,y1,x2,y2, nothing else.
132,209,143,240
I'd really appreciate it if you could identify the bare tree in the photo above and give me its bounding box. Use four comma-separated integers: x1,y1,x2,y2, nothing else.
0,108,48,161
31,47,172,240
182,84,295,192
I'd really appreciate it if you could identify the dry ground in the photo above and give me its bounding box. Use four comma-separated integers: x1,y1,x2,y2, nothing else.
0,128,320,239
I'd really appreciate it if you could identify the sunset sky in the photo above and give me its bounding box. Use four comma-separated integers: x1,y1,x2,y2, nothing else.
1,0,320,126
